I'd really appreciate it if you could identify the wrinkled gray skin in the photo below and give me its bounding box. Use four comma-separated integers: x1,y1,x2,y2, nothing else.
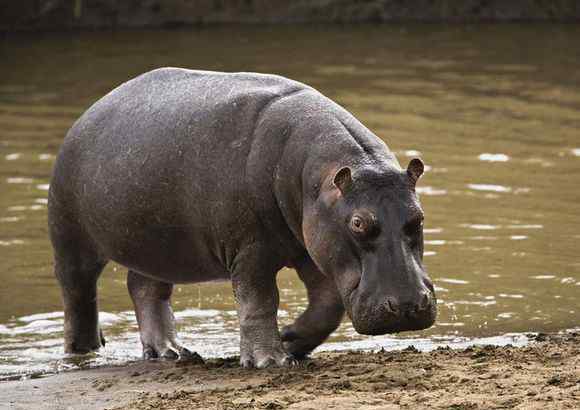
48,68,436,368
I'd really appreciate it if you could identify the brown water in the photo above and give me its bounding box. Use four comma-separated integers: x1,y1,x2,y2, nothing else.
1,24,579,379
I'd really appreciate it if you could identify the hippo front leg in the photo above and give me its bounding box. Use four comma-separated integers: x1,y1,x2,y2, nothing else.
281,259,344,359
231,247,293,369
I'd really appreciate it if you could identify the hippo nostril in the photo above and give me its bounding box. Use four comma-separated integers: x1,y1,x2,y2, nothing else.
411,292,431,313
420,292,431,310
411,292,431,314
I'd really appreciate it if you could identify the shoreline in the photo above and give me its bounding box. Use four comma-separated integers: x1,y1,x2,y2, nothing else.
0,329,535,383
3,1,580,33
1,331,578,409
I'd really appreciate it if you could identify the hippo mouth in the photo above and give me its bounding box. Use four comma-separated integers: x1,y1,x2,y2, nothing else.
350,300,437,335
344,273,437,336
350,297,437,335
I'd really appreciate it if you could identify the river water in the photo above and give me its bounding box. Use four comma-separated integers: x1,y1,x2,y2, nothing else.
1,24,579,380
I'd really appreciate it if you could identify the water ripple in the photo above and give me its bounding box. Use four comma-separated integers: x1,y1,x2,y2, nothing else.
478,153,510,162
467,184,511,193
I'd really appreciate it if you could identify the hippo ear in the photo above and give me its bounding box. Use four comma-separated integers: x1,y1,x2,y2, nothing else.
407,158,424,184
333,167,353,194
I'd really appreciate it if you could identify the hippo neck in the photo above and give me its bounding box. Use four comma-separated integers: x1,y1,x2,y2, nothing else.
273,106,398,256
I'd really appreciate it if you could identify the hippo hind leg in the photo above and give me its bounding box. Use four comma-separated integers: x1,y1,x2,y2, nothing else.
281,259,345,359
127,270,201,362
52,234,107,354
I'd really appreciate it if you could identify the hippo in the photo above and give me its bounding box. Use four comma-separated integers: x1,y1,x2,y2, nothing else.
48,68,436,368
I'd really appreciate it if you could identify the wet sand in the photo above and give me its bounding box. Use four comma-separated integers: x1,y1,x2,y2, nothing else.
1,332,578,410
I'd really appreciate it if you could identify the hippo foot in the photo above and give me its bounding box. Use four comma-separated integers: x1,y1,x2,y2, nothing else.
280,326,322,360
65,327,106,354
142,343,203,363
240,347,297,369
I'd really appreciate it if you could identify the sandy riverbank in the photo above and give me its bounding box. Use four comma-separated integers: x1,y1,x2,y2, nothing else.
1,332,578,409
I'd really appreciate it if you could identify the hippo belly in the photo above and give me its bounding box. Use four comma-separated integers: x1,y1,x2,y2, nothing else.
50,68,305,283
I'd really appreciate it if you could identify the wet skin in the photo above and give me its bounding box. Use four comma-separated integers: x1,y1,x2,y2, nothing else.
48,68,436,368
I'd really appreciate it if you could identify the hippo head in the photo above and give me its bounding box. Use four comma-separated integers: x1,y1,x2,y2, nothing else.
303,158,436,335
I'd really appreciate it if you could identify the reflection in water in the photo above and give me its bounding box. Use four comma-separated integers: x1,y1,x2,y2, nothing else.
1,24,580,379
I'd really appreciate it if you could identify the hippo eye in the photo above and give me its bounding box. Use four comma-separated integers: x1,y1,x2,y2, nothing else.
349,213,379,239
350,215,364,232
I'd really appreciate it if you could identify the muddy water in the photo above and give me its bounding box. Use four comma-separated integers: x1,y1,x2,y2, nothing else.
1,25,579,379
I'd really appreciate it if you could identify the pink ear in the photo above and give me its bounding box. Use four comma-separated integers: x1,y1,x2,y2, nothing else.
407,158,424,184
333,167,353,194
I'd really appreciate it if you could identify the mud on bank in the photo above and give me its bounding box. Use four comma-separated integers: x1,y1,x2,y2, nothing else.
0,332,578,410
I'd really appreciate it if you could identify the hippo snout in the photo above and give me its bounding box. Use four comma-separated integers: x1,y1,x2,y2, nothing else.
350,289,437,336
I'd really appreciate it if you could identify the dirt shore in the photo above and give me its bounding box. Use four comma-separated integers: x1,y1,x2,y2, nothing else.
2,332,578,410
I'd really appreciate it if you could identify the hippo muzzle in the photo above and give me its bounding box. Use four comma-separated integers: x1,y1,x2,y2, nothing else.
347,270,437,336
